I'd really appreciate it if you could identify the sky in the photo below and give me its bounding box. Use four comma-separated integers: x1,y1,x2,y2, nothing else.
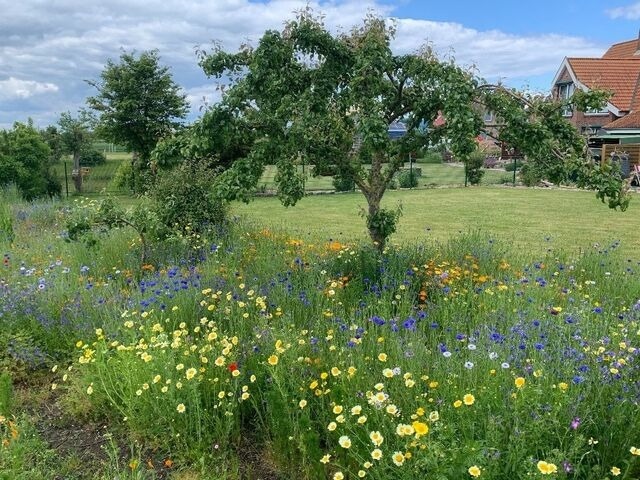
2,0,640,130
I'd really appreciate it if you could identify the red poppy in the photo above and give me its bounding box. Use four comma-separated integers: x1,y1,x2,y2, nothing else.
228,362,238,372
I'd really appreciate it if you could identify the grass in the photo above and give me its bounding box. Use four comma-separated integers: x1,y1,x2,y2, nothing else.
258,163,512,191
231,186,640,256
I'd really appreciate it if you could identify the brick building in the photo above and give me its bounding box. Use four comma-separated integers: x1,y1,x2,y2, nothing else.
551,36,640,137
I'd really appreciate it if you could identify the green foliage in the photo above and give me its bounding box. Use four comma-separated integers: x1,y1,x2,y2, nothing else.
417,149,443,164
576,160,631,211
87,50,189,192
66,198,160,264
464,152,485,185
332,171,356,192
0,372,12,416
0,415,62,479
363,204,402,247
397,169,419,188
79,148,107,166
0,121,61,200
150,161,227,234
274,158,305,207
39,125,65,164
503,159,523,172
481,86,628,209
0,188,14,245
196,11,482,249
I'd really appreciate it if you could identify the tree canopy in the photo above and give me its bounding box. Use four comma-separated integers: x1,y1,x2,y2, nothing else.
87,50,189,192
0,120,61,200
58,111,93,193
193,12,483,249
155,11,626,249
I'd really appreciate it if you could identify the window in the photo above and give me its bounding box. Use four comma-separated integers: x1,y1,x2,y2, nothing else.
585,104,609,115
557,83,574,116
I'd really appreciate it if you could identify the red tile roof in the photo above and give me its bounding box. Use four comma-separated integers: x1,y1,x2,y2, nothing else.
602,39,640,58
603,110,640,129
567,58,640,111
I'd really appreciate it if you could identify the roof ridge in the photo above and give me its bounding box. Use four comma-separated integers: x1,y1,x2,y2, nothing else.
568,57,640,61
608,38,638,47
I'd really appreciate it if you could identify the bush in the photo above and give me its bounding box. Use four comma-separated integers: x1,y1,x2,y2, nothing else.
150,161,227,234
465,152,485,185
417,150,442,164
397,169,419,188
79,149,107,166
519,163,540,187
0,187,15,245
504,159,524,172
332,172,355,192
111,160,153,193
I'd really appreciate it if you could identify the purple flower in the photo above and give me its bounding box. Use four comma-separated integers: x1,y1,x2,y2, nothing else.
570,417,580,430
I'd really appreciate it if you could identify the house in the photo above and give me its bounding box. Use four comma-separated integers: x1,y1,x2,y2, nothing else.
551,35,640,138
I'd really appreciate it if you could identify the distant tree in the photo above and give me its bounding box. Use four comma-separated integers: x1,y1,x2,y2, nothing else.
40,125,64,165
0,120,61,200
58,111,93,193
87,50,189,192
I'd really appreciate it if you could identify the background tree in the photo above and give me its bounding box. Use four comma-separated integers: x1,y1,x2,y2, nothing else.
195,12,482,250
39,125,64,165
58,111,93,193
0,120,60,200
480,86,629,210
87,50,189,192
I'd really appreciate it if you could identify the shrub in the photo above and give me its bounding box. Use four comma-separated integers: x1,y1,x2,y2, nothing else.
150,161,227,234
465,152,485,185
111,160,153,194
397,169,419,188
332,172,355,192
519,162,540,187
79,148,107,166
504,159,524,172
417,150,442,164
0,187,15,245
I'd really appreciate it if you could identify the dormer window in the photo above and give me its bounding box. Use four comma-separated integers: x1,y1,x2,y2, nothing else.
558,82,574,116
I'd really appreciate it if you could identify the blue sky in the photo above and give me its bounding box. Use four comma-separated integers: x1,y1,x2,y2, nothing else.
1,0,640,129
389,0,637,40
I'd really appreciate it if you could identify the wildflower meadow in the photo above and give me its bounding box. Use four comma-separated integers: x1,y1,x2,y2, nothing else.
1,192,640,480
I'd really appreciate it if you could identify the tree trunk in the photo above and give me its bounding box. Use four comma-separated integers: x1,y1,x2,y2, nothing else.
365,190,386,252
72,151,82,193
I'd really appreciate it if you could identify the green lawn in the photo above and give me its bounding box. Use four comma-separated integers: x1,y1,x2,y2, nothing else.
231,186,640,256
259,163,512,191
52,152,130,196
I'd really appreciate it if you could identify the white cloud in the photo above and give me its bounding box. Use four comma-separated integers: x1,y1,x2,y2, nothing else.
606,2,640,19
0,77,58,100
184,84,223,116
0,0,610,127
393,19,603,81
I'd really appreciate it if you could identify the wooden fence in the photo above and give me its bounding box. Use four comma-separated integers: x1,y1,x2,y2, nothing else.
602,143,640,168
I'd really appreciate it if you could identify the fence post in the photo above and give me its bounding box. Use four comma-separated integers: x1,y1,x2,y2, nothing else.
63,162,69,198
